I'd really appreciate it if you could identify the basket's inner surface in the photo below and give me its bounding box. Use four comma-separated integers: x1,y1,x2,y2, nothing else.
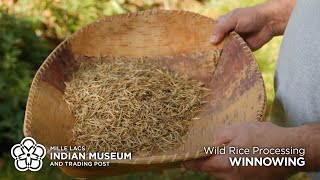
24,10,265,164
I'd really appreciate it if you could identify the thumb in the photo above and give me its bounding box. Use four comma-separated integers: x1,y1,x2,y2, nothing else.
210,10,240,44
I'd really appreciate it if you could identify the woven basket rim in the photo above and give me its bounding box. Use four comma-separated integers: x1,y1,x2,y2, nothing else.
23,9,266,165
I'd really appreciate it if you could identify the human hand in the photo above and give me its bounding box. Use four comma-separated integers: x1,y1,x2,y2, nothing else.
183,122,305,180
211,0,297,51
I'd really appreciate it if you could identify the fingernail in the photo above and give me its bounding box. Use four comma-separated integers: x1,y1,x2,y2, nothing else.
210,34,218,44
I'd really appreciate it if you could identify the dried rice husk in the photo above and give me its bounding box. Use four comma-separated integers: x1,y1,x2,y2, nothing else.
64,57,210,155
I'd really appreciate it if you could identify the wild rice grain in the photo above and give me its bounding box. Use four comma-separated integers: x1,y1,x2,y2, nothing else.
64,57,210,155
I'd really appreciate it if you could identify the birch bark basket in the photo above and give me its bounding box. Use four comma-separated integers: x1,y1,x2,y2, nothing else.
23,10,266,178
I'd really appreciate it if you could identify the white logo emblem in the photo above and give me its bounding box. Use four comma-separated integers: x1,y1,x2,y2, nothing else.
11,137,46,171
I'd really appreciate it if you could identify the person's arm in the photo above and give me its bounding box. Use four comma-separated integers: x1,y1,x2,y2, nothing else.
211,0,297,50
299,123,320,171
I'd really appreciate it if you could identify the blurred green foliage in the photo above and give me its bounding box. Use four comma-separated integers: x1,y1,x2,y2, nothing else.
16,0,127,39
0,0,279,146
0,0,204,148
0,0,306,179
13,0,159,41
0,0,149,148
0,9,48,146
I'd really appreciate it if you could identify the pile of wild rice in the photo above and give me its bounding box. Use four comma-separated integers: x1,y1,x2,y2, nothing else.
64,57,210,155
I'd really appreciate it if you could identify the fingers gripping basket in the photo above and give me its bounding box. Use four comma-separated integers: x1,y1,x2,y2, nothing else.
23,10,266,177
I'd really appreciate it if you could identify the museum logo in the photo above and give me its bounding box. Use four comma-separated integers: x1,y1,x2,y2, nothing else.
11,137,46,171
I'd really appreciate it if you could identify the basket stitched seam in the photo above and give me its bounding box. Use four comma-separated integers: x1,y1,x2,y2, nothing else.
230,32,267,122
24,39,70,137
